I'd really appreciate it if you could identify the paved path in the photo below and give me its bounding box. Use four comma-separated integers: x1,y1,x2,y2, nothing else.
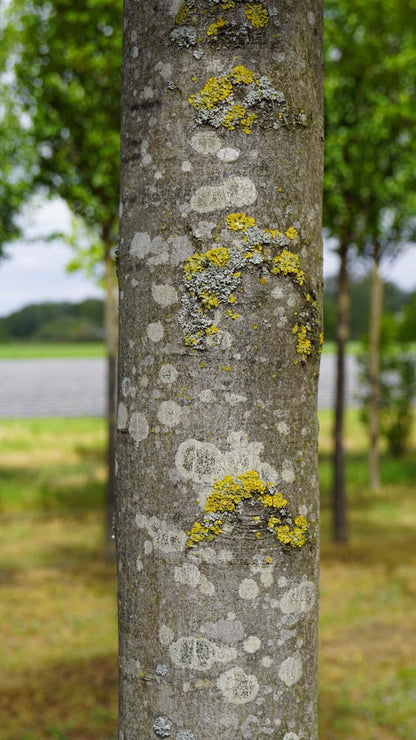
0,356,361,418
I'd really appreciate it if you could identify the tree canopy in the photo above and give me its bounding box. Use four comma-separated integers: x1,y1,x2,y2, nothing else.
324,0,416,256
0,0,122,243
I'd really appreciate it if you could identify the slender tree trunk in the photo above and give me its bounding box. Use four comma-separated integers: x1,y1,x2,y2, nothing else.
368,245,382,490
103,228,118,555
332,240,349,543
116,3,323,738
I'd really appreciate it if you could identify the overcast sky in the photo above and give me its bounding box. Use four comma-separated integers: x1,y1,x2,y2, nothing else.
1,198,416,317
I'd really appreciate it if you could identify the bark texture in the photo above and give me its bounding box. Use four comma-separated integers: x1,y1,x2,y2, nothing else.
332,241,348,543
104,231,119,554
368,248,382,491
116,2,323,738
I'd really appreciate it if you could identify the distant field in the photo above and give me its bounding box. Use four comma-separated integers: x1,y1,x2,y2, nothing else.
0,342,106,359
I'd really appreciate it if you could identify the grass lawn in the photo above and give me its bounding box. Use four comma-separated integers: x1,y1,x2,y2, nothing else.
1,415,415,739
0,342,105,359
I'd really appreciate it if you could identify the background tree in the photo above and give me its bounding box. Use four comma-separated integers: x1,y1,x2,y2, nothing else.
117,1,323,736
324,0,416,537
0,0,123,546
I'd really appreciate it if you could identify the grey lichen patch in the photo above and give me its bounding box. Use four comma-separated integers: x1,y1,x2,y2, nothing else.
136,514,187,554
176,732,195,740
175,438,222,483
151,283,178,307
283,733,300,740
278,654,303,687
190,131,222,154
187,64,308,135
238,578,259,600
216,667,259,705
153,716,173,738
203,616,244,644
157,400,183,427
178,210,320,356
217,146,240,162
158,363,179,385
243,635,261,654
169,636,237,671
190,176,256,213
174,561,215,595
128,412,149,444
279,581,316,615
147,321,165,343
117,402,128,430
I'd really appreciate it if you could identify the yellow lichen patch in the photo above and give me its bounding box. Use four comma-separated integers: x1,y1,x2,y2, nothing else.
226,212,256,232
245,2,269,27
272,250,305,285
319,331,324,354
231,65,255,84
292,324,312,359
228,293,236,304
184,335,197,347
175,2,191,25
184,252,206,278
222,104,257,134
207,16,227,36
205,325,219,336
199,291,220,309
227,309,239,320
206,246,230,267
189,76,233,110
265,228,282,239
186,471,308,549
221,0,236,7
285,226,298,240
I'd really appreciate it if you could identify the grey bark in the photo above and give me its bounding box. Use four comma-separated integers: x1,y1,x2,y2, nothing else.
332,240,348,543
116,2,323,738
368,247,382,491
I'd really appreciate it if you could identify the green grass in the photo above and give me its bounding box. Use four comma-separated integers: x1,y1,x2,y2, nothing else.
0,342,105,359
1,414,416,739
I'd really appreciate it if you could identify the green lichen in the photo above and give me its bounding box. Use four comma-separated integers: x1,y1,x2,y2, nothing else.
186,470,308,549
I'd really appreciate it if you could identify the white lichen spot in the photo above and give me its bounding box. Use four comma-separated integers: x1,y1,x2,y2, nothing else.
140,375,149,388
154,61,172,80
281,462,295,483
299,505,308,517
144,540,153,555
307,10,316,25
157,400,183,427
261,656,273,668
142,85,154,100
117,402,128,430
159,624,174,646
217,147,240,162
190,176,257,214
131,46,138,58
243,636,261,654
175,439,222,483
136,514,187,554
280,581,316,615
238,578,259,601
174,562,215,596
217,667,259,705
128,412,149,444
169,636,236,672
203,617,244,644
250,558,274,588
276,421,289,435
121,377,134,398
151,283,178,307
278,655,303,686
190,131,222,155
182,161,193,172
146,321,164,343
130,232,152,259
136,556,143,572
158,364,179,385
271,285,284,300
199,389,215,404
195,547,233,565
225,393,247,405
278,576,288,588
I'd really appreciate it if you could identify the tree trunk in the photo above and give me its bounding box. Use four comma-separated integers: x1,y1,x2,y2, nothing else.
332,240,349,543
368,246,382,490
116,3,323,738
103,229,118,556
